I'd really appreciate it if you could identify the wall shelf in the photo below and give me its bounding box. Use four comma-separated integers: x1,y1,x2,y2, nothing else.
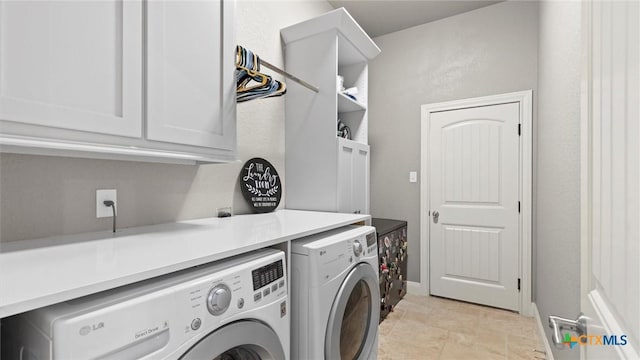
338,93,366,113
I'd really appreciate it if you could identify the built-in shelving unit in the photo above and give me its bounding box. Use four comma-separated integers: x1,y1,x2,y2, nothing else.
281,8,380,214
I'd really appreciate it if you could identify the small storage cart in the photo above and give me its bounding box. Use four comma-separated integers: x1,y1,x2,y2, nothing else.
372,218,408,321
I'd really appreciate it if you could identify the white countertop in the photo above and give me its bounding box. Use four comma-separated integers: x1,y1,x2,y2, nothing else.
0,209,369,318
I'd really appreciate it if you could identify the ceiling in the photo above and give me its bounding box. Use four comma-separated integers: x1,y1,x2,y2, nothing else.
327,0,502,38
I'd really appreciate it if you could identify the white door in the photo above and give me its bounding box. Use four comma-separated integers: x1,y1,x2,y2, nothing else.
0,1,142,137
337,138,369,214
146,0,235,150
429,102,520,311
577,1,640,358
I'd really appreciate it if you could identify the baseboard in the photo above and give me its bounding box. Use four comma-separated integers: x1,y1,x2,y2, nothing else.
407,281,429,296
533,303,555,360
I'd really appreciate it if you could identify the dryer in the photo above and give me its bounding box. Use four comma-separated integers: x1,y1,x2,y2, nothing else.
291,225,379,360
2,249,289,360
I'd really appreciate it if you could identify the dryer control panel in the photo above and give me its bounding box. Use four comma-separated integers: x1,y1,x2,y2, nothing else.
309,227,377,287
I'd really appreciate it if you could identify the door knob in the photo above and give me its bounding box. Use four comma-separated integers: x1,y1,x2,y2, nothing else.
548,313,587,349
432,211,439,224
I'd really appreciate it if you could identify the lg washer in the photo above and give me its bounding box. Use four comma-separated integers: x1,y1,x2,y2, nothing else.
2,249,289,360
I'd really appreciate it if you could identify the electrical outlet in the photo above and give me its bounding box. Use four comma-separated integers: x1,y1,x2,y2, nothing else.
96,189,117,218
409,171,417,183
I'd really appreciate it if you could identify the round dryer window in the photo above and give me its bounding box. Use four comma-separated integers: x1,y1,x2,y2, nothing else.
214,347,261,360
180,321,285,360
325,263,380,360
340,280,372,359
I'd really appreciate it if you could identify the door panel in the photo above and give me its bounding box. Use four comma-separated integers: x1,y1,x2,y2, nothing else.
146,0,234,150
444,121,502,204
0,0,142,137
353,146,369,214
430,102,520,311
443,226,501,283
581,1,640,358
337,141,353,213
337,139,370,214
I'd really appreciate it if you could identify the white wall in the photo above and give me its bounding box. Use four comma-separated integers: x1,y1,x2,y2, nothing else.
368,1,539,282
536,1,582,359
0,0,334,242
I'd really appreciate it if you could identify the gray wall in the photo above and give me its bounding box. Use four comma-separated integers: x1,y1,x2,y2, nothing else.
368,1,539,282
0,1,334,243
536,1,582,359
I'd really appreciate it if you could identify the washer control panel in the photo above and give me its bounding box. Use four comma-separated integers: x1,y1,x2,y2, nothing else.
178,250,287,338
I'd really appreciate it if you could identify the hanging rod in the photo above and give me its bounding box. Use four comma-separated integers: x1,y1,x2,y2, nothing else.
259,59,319,93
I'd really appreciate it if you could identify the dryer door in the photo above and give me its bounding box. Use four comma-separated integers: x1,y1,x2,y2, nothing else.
325,263,380,360
180,320,285,360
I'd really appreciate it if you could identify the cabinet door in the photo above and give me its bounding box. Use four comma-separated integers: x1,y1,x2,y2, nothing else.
337,140,354,213
0,1,143,138
146,0,235,150
337,139,370,214
352,143,369,214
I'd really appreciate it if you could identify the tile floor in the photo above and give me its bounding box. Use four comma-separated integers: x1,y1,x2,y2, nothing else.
378,294,547,359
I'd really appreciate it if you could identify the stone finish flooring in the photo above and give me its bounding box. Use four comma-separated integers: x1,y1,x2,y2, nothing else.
378,294,548,359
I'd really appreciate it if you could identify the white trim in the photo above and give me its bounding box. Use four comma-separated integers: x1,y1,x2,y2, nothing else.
580,7,593,360
419,90,534,315
407,281,429,296
280,8,381,60
579,0,593,314
419,107,431,297
0,135,237,164
533,303,555,360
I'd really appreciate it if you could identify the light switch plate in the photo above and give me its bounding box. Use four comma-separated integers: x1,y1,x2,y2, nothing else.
96,189,117,218
409,171,417,183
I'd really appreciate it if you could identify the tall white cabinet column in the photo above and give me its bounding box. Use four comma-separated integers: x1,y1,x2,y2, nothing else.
281,8,380,214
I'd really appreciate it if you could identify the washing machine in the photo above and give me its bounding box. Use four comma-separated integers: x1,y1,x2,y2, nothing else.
1,248,289,360
291,225,379,360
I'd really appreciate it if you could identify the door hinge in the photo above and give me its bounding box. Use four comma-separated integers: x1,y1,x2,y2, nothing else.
518,201,521,213
517,278,521,292
518,123,521,136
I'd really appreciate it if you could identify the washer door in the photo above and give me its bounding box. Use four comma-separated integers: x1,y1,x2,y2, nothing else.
180,320,285,360
325,263,380,360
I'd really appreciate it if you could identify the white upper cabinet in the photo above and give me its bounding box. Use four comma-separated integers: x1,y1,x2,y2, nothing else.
0,0,236,164
146,0,235,151
0,1,143,137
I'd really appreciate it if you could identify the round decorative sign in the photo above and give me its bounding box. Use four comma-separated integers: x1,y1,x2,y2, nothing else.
240,158,282,213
